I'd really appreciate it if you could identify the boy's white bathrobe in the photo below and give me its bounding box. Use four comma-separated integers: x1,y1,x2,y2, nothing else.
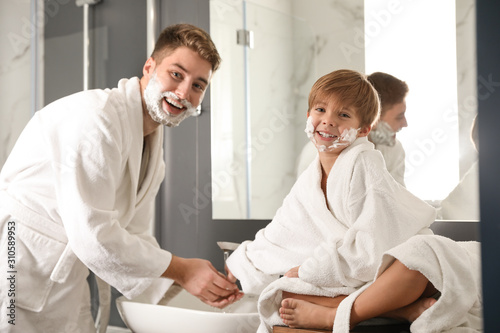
226,138,436,326
0,78,173,332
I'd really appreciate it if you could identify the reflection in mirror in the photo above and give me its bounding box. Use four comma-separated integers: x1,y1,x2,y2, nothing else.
210,0,478,221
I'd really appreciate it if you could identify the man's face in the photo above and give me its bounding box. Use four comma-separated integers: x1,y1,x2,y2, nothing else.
381,100,408,133
142,46,213,127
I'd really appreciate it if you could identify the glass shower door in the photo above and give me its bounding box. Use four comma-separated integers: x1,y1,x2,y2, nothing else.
210,0,316,219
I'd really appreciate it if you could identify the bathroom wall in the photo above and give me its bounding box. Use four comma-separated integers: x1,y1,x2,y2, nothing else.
0,0,34,170
456,0,477,175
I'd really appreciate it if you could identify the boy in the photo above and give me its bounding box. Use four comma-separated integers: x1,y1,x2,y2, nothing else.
228,69,481,333
226,69,437,330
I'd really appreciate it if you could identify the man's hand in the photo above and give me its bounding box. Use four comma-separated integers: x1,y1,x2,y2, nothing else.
163,255,243,308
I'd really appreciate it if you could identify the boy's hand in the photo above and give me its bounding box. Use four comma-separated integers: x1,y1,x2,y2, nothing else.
285,266,300,278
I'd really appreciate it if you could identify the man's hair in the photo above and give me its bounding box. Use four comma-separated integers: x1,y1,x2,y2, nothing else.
367,72,408,117
151,23,221,72
308,69,381,128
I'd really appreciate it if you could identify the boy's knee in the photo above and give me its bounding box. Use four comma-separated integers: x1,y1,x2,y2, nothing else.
393,260,427,284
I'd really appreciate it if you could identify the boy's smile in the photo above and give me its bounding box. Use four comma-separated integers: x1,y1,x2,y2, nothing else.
316,130,339,140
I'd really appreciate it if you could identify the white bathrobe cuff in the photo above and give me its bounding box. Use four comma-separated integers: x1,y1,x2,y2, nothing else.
227,241,279,295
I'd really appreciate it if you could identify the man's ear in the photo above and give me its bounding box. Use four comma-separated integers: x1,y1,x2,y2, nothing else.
358,125,372,137
143,57,156,77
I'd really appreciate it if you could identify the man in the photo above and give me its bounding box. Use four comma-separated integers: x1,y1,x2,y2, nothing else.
367,72,409,186
0,24,241,333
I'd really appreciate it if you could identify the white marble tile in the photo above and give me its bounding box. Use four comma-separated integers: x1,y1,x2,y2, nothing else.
0,0,32,169
456,0,478,176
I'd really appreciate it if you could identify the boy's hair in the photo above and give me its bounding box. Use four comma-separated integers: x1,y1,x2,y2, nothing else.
367,72,408,117
308,69,381,128
151,23,221,72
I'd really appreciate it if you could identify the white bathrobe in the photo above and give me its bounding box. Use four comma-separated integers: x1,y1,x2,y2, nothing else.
296,138,406,187
227,137,435,296
438,161,480,220
0,78,173,332
257,235,482,333
374,138,406,187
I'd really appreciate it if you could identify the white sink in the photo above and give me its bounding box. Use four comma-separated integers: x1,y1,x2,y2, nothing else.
116,286,260,333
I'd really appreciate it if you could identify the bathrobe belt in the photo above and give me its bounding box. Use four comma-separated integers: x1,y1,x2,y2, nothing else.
0,190,77,283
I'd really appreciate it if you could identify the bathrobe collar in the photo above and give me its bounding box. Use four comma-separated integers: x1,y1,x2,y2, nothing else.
119,77,164,206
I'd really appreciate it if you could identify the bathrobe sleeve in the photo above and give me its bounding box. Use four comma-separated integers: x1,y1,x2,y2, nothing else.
299,149,435,288
45,93,171,299
226,196,317,294
227,157,342,295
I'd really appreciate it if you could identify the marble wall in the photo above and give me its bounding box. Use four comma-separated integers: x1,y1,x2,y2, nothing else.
0,0,33,169
456,0,477,175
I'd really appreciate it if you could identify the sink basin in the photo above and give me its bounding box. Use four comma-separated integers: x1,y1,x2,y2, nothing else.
116,286,260,333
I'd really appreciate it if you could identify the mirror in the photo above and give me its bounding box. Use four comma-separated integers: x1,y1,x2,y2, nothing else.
210,0,478,220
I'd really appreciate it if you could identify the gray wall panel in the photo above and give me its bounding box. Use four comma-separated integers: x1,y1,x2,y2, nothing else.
477,0,500,330
156,0,269,273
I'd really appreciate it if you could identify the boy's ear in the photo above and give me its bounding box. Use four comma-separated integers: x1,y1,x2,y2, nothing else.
358,125,372,137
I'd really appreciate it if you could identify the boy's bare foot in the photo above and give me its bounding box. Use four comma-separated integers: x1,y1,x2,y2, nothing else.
384,297,437,322
279,298,335,330
282,292,347,308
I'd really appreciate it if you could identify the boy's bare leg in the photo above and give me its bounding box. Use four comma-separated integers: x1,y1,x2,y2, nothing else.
280,259,437,330
350,259,436,327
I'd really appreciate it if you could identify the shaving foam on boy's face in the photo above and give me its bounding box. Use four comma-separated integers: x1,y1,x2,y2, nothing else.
304,116,360,152
144,72,198,127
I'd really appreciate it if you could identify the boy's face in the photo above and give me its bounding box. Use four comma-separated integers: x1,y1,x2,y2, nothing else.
307,95,370,153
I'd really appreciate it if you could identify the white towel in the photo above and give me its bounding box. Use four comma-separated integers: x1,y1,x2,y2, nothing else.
376,235,482,333
258,235,482,333
256,277,357,332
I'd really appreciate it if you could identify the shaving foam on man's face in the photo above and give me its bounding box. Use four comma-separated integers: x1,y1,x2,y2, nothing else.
143,72,198,127
368,120,396,146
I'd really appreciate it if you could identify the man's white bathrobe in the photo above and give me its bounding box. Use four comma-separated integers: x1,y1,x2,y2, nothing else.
0,78,173,332
373,138,406,187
